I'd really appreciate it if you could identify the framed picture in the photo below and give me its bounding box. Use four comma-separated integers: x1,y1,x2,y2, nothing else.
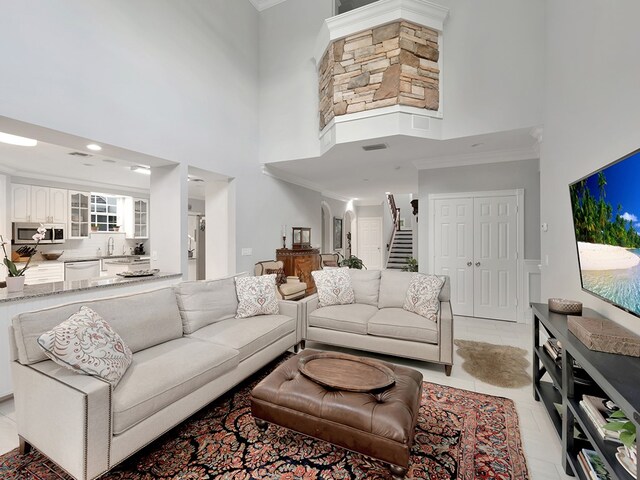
333,217,343,249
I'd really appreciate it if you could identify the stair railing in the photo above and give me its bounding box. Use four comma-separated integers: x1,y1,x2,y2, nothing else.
386,193,401,252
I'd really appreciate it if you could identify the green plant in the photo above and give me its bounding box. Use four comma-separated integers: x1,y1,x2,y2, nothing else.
340,254,366,269
1,225,47,277
603,409,637,448
402,257,418,272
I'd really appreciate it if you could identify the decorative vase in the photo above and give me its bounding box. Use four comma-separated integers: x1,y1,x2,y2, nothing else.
6,276,25,293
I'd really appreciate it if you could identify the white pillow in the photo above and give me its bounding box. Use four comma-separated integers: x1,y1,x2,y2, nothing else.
403,273,444,322
37,306,133,387
235,274,280,318
312,268,355,307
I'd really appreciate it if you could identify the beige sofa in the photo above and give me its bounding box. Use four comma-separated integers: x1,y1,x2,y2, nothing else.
9,275,302,480
301,270,453,375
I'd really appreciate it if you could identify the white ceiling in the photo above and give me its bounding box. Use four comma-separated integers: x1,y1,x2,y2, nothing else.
265,127,540,201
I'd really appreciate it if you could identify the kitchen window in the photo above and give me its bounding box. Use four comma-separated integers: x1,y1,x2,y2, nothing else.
90,194,119,232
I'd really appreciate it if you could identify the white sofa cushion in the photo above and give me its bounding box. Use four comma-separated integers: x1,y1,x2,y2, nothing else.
367,308,438,344
37,306,132,387
112,338,238,435
189,314,295,361
173,276,239,334
308,304,378,335
378,270,415,309
403,273,444,322
12,287,183,365
348,269,381,306
312,268,355,307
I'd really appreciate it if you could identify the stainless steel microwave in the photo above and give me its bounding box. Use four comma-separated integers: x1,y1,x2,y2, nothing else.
12,223,66,244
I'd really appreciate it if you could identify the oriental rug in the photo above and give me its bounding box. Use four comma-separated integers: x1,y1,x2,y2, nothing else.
0,355,529,479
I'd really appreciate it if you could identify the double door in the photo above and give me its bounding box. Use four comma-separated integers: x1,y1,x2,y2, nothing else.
433,194,518,321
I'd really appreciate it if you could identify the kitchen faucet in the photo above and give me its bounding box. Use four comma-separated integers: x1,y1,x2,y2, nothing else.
107,237,115,256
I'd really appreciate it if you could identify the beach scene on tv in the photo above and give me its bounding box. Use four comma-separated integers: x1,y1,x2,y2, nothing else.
570,150,640,314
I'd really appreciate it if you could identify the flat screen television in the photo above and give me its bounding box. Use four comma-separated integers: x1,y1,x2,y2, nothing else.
570,148,640,317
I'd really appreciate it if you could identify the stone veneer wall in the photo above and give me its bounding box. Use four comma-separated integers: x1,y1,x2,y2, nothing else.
319,21,440,130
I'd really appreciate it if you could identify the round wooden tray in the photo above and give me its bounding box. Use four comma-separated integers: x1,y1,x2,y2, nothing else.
298,352,396,392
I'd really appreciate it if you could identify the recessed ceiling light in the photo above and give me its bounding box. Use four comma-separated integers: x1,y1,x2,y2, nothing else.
87,143,102,151
102,159,116,164
131,165,151,175
0,131,37,147
471,142,484,148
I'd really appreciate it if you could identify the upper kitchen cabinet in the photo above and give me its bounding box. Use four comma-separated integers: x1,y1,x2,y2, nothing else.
124,197,149,239
11,184,67,224
11,184,30,222
68,190,90,238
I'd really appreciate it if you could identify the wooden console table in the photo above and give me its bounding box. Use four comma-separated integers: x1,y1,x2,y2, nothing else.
532,303,640,479
276,248,320,296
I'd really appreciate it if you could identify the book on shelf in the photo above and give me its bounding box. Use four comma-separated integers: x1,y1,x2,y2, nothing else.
544,338,561,360
579,448,612,480
578,450,595,480
579,395,622,444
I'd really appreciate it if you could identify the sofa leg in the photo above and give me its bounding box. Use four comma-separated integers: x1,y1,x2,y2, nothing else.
444,364,452,377
299,340,305,350
19,436,32,455
389,464,407,479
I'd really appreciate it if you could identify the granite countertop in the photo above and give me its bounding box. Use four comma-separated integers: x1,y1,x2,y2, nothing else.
0,272,182,303
14,255,148,265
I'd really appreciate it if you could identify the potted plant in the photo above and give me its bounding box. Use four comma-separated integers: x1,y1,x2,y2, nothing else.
339,254,366,269
91,223,99,232
1,225,47,292
604,410,637,464
402,257,418,272
112,225,120,232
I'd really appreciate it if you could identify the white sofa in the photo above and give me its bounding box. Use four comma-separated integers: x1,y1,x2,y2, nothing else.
301,270,453,375
9,275,302,480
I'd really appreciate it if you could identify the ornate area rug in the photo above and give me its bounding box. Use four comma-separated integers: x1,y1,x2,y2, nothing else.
455,339,531,388
0,356,529,479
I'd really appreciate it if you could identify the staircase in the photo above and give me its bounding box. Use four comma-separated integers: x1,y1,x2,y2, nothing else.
386,230,413,270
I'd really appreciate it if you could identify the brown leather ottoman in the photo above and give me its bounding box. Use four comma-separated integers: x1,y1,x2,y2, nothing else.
250,350,423,479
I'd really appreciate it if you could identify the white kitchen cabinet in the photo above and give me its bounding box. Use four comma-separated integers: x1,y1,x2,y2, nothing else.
68,190,90,238
11,184,31,222
124,197,149,239
11,184,68,224
24,262,65,285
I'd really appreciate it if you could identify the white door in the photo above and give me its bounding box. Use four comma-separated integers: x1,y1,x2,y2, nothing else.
11,184,31,222
30,186,49,223
434,198,474,316
49,188,68,224
358,217,382,270
473,196,518,321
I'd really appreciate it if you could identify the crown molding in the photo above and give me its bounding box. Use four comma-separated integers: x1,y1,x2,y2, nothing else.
413,145,539,170
248,0,288,12
316,0,449,62
261,165,350,202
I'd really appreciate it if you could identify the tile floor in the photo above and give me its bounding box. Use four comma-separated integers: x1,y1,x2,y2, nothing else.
0,315,569,479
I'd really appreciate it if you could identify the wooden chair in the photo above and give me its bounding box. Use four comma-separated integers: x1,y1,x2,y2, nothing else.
254,260,307,300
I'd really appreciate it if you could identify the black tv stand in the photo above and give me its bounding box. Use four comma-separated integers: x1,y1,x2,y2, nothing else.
532,303,640,479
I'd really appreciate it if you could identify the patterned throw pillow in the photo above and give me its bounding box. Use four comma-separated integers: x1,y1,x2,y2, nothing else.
37,306,133,387
235,274,280,318
312,268,355,307
265,268,287,286
403,273,445,322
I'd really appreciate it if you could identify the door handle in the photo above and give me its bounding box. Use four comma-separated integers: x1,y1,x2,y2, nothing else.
475,262,481,267
467,261,472,267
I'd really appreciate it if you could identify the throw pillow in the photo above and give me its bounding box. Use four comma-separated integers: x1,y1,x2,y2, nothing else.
37,306,133,387
312,268,355,307
403,273,445,322
265,268,287,286
235,274,280,318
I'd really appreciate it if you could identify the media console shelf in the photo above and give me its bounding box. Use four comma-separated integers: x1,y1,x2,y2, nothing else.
532,303,640,479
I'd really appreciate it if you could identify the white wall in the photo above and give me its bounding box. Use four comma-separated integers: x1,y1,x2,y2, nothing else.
258,0,545,163
418,158,540,271
540,0,640,333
